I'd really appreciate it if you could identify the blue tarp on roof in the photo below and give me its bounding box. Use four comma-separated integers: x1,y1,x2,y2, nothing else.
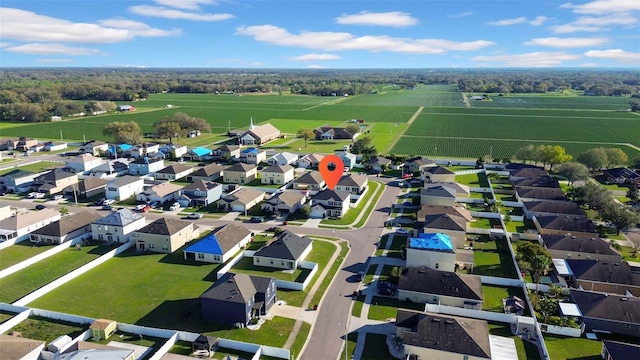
184,233,222,255
191,147,211,156
409,233,453,251
241,147,258,154
118,144,133,151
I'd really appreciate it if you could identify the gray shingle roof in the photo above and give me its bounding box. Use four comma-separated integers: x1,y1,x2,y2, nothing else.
136,218,193,236
156,163,192,174
566,259,640,285
295,171,325,185
191,164,224,177
94,208,142,226
213,223,252,253
542,234,619,256
399,267,483,300
31,211,102,237
313,189,350,202
182,180,221,192
262,165,293,174
571,290,640,323
226,163,256,172
254,230,312,261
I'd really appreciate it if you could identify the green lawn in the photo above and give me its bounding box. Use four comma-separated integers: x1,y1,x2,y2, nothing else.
482,285,529,315
353,182,386,228
230,257,311,282
0,241,118,303
0,161,64,176
469,217,502,229
488,322,540,360
619,245,640,262
363,264,378,286
320,181,382,226
342,332,358,360
386,235,407,259
290,322,311,359
544,335,602,360
375,235,390,256
368,296,425,321
471,238,519,279
0,311,15,324
6,316,85,344
455,172,490,187
309,241,349,307
0,241,55,270
505,219,537,233
360,333,394,360
351,295,366,317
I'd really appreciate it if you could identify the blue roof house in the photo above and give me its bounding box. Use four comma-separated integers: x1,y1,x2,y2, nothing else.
183,223,252,264
405,232,457,271
239,147,266,164
184,147,212,161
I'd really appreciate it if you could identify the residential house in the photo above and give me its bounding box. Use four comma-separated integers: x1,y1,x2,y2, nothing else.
403,157,436,174
79,141,109,156
0,334,45,360
309,189,350,218
419,212,470,249
128,157,165,175
65,178,109,199
0,169,38,193
186,164,224,182
421,166,455,183
154,163,194,181
398,267,483,309
105,175,144,201
564,259,640,296
421,182,470,202
603,167,640,186
267,152,298,166
238,122,281,145
128,142,160,159
296,153,325,169
136,182,183,204
0,209,61,242
65,154,103,173
223,163,257,184
134,218,199,253
239,147,267,165
0,203,12,221
29,211,102,245
601,340,640,360
32,169,78,195
522,200,586,219
200,272,277,325
116,105,135,111
570,290,640,337
365,156,392,174
419,185,457,207
261,191,306,215
91,208,146,243
417,205,472,225
217,188,265,213
176,180,222,207
515,186,568,202
336,151,357,168
212,145,240,161
533,214,597,238
159,143,187,160
405,233,456,271
184,223,252,263
395,310,492,360
89,160,130,177
261,165,294,185
292,171,325,191
42,141,67,152
336,174,368,195
253,230,312,270
507,165,548,181
512,175,560,189
106,144,133,158
183,147,212,162
9,137,38,151
541,234,621,262
313,125,355,140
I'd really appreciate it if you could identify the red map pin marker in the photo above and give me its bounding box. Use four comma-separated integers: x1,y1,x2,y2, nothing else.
319,155,345,190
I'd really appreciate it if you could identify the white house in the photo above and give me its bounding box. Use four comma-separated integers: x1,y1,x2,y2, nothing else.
336,151,357,168
136,182,183,204
267,152,298,166
105,175,144,201
154,163,194,181
159,143,187,159
91,208,146,243
405,233,456,271
0,208,61,243
183,223,253,264
65,154,103,173
309,189,350,218
261,165,295,185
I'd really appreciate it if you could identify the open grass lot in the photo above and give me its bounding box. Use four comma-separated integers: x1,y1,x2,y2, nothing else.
368,296,425,321
543,335,602,360
7,316,85,344
487,322,540,360
455,172,489,187
0,241,118,303
361,333,394,360
0,161,64,176
0,241,54,270
470,238,519,279
230,257,311,282
482,285,529,315
470,92,634,110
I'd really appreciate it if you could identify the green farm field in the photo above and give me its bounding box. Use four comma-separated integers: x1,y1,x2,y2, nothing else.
469,92,634,110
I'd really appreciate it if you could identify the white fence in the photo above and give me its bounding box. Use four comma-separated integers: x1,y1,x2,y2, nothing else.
0,308,31,335
117,322,177,339
0,238,26,251
0,238,82,280
13,240,134,307
30,308,94,326
540,323,583,337
148,333,179,360
217,250,256,280
178,330,290,359
480,276,523,287
424,303,519,324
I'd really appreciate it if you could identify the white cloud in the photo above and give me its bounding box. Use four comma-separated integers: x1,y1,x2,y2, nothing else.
449,12,473,18
249,62,264,66
472,52,581,67
560,0,640,14
336,11,418,27
0,42,11,48
236,25,495,54
4,43,103,56
290,53,341,61
549,14,637,33
487,17,527,26
98,18,181,37
153,0,217,10
129,5,234,21
307,65,327,69
36,58,73,63
549,24,604,33
580,62,599,67
529,16,548,26
584,49,640,63
524,36,609,48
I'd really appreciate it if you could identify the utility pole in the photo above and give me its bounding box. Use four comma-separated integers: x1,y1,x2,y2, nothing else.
60,129,63,141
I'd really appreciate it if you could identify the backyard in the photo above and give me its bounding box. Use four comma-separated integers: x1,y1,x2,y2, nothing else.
230,257,312,283
6,316,85,344
0,241,55,270
488,322,540,360
360,333,395,360
470,237,519,279
367,296,425,321
482,285,529,315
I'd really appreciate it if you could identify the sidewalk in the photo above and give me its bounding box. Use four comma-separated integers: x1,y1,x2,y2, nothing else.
219,211,241,221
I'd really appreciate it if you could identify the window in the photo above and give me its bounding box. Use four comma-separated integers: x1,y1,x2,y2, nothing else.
435,263,439,269
256,258,260,263
98,234,104,240
198,253,204,259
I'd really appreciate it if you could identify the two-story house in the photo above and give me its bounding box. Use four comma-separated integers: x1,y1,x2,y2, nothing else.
261,165,294,185
336,174,368,195
128,157,165,175
176,180,223,207
91,208,146,243
33,169,79,196
186,164,224,182
223,163,257,184
136,182,183,204
239,147,267,165
105,175,144,201
309,189,350,218
292,171,325,192
159,143,187,160
65,154,103,173
79,140,109,156
134,218,199,253
154,163,194,181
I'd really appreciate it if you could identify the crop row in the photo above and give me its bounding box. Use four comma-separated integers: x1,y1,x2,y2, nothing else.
470,94,633,111
422,106,638,119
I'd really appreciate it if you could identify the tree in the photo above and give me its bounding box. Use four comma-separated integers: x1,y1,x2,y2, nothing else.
513,144,538,164
153,112,211,141
345,124,360,135
627,183,639,204
539,145,572,170
633,153,640,169
103,121,143,144
631,101,640,113
516,242,553,307
297,128,314,148
605,148,628,168
555,162,590,186
351,137,377,162
629,232,640,258
154,121,182,144
601,204,640,235
573,182,611,209
577,148,608,171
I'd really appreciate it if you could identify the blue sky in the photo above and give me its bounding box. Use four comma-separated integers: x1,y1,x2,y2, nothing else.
1,0,638,68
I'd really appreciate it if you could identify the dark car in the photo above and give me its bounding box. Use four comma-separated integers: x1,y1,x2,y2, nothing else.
250,216,265,223
356,271,365,281
377,280,397,291
378,287,396,296
35,204,47,210
94,198,105,206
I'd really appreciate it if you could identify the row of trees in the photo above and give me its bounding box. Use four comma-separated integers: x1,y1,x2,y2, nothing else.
512,144,573,170
0,99,118,123
571,182,640,236
102,112,211,145
513,144,635,170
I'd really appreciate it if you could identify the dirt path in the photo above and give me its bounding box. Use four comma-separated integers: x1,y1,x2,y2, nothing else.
462,92,471,108
383,106,423,153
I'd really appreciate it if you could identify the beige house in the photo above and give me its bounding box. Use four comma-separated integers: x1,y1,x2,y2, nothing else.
292,171,325,191
405,233,457,271
238,122,280,145
403,157,436,174
29,211,102,245
223,163,257,184
296,153,325,169
253,230,312,270
421,166,456,183
33,170,79,195
217,187,265,212
335,174,368,195
136,182,183,203
134,218,199,253
0,208,61,242
398,267,483,309
0,334,45,360
154,163,194,181
261,165,294,185
261,191,306,214
184,223,253,263
91,208,146,243
65,154,103,173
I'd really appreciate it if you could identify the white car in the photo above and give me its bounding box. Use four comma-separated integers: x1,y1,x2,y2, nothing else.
169,203,180,211
52,194,64,200
135,204,148,211
396,228,411,235
103,199,115,205
187,213,203,219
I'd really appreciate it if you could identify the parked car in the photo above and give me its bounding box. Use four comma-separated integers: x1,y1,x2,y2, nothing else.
169,202,180,211
187,213,203,219
35,204,47,210
103,199,115,205
135,204,148,211
52,194,64,200
94,198,105,206
357,271,365,281
250,216,265,223
151,201,161,209
101,204,113,210
396,228,410,235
